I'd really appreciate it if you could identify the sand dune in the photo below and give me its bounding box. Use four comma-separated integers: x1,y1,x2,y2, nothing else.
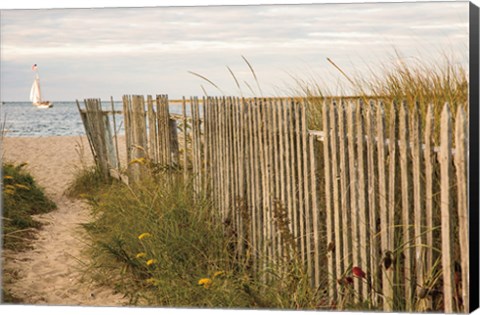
2,136,128,306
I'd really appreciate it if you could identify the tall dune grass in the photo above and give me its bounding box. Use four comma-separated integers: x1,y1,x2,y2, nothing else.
304,55,468,132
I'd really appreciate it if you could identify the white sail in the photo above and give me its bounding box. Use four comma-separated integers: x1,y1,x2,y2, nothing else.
30,77,42,103
30,68,53,108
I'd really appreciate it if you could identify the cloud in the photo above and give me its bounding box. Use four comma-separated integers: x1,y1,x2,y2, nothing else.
0,1,469,100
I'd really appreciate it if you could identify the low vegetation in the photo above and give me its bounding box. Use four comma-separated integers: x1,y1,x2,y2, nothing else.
2,162,56,251
2,162,56,303
71,167,321,308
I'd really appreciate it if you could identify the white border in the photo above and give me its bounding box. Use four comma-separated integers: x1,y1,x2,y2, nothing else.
1,1,478,315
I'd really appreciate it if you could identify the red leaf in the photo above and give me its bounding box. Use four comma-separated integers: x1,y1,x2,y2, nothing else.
352,266,366,278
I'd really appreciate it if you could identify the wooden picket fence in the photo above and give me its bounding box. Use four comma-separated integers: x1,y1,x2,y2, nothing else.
321,100,469,313
76,99,118,181
77,95,469,313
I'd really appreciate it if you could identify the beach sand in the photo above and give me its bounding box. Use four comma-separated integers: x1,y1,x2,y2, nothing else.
2,136,128,306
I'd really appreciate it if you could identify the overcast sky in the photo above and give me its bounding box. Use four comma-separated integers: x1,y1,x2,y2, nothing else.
0,0,470,101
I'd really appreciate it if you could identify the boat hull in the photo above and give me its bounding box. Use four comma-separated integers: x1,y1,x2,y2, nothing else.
33,102,53,109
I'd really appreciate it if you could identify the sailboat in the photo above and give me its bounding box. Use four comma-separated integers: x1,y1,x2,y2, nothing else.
30,64,53,108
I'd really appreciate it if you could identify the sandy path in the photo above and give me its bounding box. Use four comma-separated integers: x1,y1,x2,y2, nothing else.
2,136,128,306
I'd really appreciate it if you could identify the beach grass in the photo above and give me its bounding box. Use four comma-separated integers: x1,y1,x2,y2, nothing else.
65,165,108,198
2,162,56,251
72,169,320,308
304,54,468,132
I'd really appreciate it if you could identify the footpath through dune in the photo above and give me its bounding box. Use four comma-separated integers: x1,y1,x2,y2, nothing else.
2,136,127,306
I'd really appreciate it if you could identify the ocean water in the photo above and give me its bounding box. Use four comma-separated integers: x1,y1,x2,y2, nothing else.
2,101,99,137
1,101,188,137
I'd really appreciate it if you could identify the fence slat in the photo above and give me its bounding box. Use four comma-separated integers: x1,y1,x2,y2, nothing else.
289,100,300,257
347,101,360,300
399,101,413,311
272,100,281,268
329,101,343,297
231,98,241,257
277,99,286,266
356,100,368,299
322,100,334,299
190,97,198,192
376,102,393,311
259,99,270,273
266,99,278,268
147,95,156,163
366,101,379,307
424,104,434,281
294,102,306,266
246,98,257,267
284,100,294,249
122,96,132,165
454,106,469,312
130,95,148,182
439,104,455,313
155,95,165,165
301,100,313,282
252,99,262,267
110,96,121,170
285,100,298,259
164,95,172,166
411,103,426,311
387,102,397,308
202,97,208,193
182,97,188,177
215,98,222,215
337,101,351,285
221,97,229,218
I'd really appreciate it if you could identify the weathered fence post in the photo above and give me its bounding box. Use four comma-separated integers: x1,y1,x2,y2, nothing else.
439,104,455,313
399,101,413,311
347,101,360,300
454,106,469,312
128,95,148,182
338,100,352,284
79,98,117,181
424,103,435,294
146,95,157,163
356,99,369,300
322,99,335,302
365,101,379,307
411,102,426,311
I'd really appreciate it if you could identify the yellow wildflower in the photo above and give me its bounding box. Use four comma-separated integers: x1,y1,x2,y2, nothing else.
146,259,157,266
198,278,212,288
136,252,146,259
14,184,30,190
145,278,160,286
138,232,152,240
4,189,15,195
213,271,224,278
